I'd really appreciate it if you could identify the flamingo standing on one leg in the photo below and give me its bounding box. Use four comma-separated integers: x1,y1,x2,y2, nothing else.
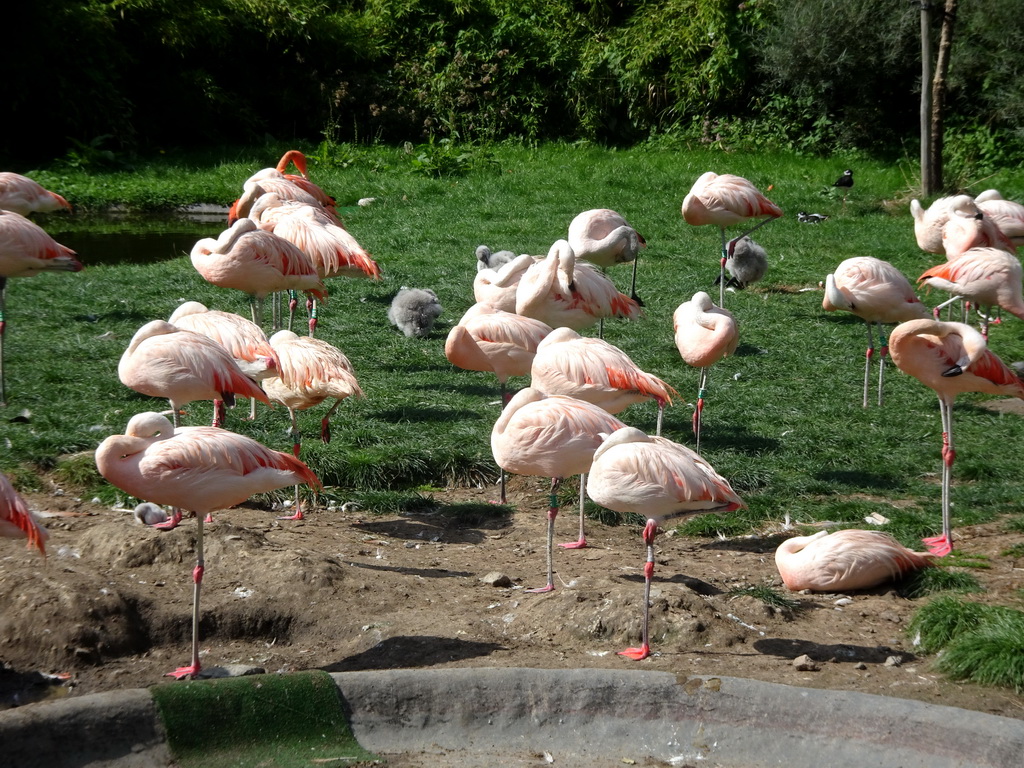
775,529,933,592
0,210,83,405
530,326,676,547
822,257,930,407
491,388,627,592
672,291,738,452
681,172,782,305
190,218,327,332
567,208,647,306
168,301,279,422
261,330,363,519
445,304,553,503
515,240,642,333
585,426,743,660
118,320,272,428
918,247,1024,337
1,473,48,555
95,411,321,679
0,173,72,216
889,318,1024,556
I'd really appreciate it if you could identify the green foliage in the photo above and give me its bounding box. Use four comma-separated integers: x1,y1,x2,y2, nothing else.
935,610,1024,693
727,583,801,610
406,138,500,178
899,567,984,600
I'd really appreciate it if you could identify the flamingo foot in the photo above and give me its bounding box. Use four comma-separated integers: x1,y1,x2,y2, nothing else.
153,510,183,531
203,514,213,523
278,511,305,521
526,584,555,594
618,645,651,661
558,538,587,550
166,663,201,680
922,533,953,557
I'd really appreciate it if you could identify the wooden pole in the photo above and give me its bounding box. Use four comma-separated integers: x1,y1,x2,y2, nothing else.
920,2,934,197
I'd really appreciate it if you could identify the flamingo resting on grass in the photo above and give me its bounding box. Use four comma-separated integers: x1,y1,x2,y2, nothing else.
586,426,744,660
95,411,321,679
889,318,1024,556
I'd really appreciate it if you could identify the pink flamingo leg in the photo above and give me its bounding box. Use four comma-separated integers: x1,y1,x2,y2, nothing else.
559,473,587,549
278,408,305,520
168,515,205,679
923,398,955,556
153,508,184,531
862,323,875,409
527,480,561,593
620,519,658,660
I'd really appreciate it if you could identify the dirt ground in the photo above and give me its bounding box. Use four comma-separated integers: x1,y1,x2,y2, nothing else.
2,473,1023,723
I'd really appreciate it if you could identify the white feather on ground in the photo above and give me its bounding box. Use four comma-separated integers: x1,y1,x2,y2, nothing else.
388,287,443,338
476,245,518,272
722,236,768,289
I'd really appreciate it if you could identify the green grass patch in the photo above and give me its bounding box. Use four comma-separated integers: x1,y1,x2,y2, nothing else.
150,670,376,768
935,611,1024,694
727,583,801,611
899,567,985,599
907,595,1020,654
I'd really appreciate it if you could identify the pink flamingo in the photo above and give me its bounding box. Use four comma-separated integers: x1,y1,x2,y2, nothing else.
530,325,675,547
491,387,627,592
1,473,48,556
567,208,647,304
228,150,337,223
975,189,1024,248
822,257,930,407
918,247,1024,337
585,426,744,660
889,318,1024,555
672,291,738,451
95,411,321,679
0,173,72,216
118,320,272,427
681,172,782,305
941,195,1016,261
515,240,642,333
190,218,327,331
250,193,380,335
775,529,933,592
168,301,279,422
473,253,537,313
445,304,553,503
910,195,958,254
0,210,83,405
262,330,363,519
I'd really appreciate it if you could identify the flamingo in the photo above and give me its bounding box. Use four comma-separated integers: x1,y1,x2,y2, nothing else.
672,291,738,452
94,411,321,679
0,173,72,216
473,252,537,313
530,326,675,547
118,320,272,428
1,473,48,555
918,247,1024,337
249,193,380,335
190,218,327,331
261,330,363,519
388,287,442,338
515,240,642,333
445,305,553,503
476,245,518,272
490,387,627,592
775,529,933,592
910,195,958,254
0,210,83,405
941,195,1016,261
681,172,782,305
585,426,744,660
974,189,1024,248
168,301,279,422
228,150,338,224
719,236,767,290
822,257,930,407
888,318,1024,555
567,208,647,305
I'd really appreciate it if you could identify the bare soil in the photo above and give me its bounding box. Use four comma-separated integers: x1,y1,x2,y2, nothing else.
3,474,1024,722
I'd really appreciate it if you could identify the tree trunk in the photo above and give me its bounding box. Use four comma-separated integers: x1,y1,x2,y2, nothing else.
920,2,934,196
930,0,959,193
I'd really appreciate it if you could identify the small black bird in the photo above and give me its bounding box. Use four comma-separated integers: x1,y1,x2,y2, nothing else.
833,169,854,188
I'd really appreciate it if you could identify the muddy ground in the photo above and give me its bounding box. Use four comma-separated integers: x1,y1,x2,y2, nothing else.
2,473,1023,723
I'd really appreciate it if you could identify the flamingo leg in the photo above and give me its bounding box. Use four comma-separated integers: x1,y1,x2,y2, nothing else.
932,294,965,319
629,256,643,306
287,290,298,333
279,407,305,520
718,228,728,306
308,299,319,337
693,367,709,453
876,323,888,407
168,513,205,679
527,478,561,593
496,384,512,505
619,519,658,660
559,473,587,550
923,397,956,556
0,278,7,406
862,322,876,409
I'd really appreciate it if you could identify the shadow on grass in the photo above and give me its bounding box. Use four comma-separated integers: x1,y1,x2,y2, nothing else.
814,469,904,491
326,636,506,671
370,405,483,423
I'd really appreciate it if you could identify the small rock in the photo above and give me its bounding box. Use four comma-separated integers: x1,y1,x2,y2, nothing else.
198,664,265,679
358,197,377,207
481,571,513,588
854,662,868,670
884,655,904,668
792,654,820,671
835,597,854,607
